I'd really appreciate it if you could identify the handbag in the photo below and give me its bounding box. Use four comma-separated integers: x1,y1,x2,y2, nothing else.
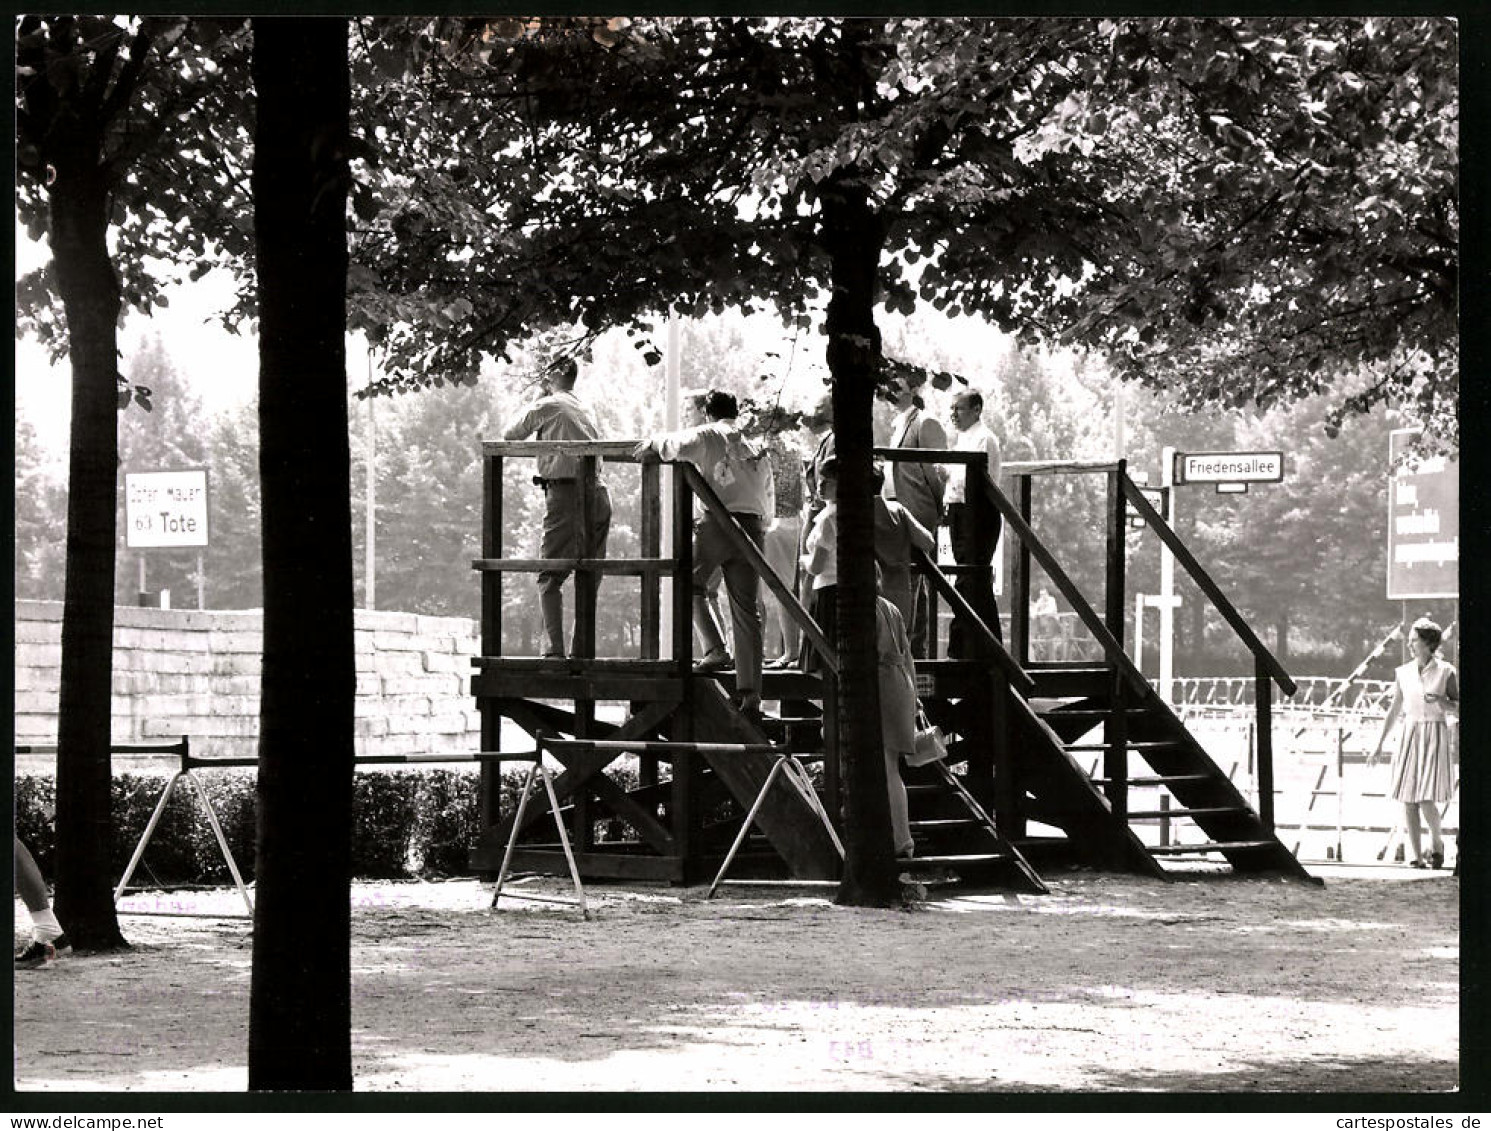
907,705,947,767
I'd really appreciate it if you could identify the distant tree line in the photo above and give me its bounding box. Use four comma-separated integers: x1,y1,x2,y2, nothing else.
18,317,1407,672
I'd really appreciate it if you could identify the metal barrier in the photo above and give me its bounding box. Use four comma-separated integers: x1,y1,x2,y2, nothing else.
1173,676,1394,714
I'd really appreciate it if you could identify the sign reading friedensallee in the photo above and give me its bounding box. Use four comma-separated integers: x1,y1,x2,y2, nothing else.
125,469,210,549
1387,429,1457,600
1174,450,1284,485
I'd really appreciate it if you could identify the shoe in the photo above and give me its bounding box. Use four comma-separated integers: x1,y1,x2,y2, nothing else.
1408,858,1429,869
896,845,916,860
1429,851,1445,870
15,934,69,969
694,651,732,673
764,656,794,670
540,650,565,660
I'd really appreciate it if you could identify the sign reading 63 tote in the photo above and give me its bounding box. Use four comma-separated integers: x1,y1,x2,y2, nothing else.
125,468,210,549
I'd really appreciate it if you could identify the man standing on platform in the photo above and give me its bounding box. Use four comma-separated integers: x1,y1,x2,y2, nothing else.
504,358,612,659
945,389,1003,657
883,382,947,656
636,390,773,717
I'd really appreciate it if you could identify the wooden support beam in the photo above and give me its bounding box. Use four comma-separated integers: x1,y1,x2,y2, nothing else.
586,773,676,854
478,451,504,828
1011,474,1033,667
641,459,662,659
1105,463,1127,650
471,673,685,701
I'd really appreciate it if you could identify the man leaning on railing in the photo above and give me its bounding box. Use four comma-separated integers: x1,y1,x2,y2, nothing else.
635,389,774,718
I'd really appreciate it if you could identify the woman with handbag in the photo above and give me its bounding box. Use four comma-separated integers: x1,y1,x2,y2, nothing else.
875,564,920,860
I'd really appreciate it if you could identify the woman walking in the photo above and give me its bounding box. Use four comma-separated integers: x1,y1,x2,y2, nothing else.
1369,618,1459,868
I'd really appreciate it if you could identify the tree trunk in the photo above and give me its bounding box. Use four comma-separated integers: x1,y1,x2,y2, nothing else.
248,17,355,1092
50,136,128,952
821,175,900,908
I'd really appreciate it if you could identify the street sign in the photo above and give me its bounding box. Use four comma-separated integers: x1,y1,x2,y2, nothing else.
1387,429,1457,600
1174,450,1284,485
125,469,210,549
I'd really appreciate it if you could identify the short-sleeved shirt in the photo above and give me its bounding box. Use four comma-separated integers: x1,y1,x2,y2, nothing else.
803,501,837,589
653,420,772,516
505,390,603,480
946,420,1000,505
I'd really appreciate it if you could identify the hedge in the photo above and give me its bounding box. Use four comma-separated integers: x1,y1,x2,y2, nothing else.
13,766,586,886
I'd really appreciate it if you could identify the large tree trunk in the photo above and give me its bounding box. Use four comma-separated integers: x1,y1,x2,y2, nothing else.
821,175,900,908
248,17,356,1092
50,137,128,951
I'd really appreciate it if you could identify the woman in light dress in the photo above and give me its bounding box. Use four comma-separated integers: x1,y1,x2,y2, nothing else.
1369,618,1459,869
874,563,919,860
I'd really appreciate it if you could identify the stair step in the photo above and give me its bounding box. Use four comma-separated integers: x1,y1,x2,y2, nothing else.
906,852,1011,866
1064,741,1184,752
1146,839,1278,856
1124,806,1248,819
1037,707,1148,718
1090,774,1214,786
909,817,984,830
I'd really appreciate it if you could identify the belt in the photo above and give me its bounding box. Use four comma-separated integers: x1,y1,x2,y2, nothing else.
534,476,574,487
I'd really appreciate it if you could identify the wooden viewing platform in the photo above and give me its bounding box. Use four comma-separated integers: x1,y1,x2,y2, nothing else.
467,440,1316,890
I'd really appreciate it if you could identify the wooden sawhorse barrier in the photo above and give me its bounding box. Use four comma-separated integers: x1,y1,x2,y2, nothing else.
17,740,562,918
16,739,256,919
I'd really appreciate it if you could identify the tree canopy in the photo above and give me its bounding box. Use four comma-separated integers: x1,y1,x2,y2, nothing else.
347,16,1455,448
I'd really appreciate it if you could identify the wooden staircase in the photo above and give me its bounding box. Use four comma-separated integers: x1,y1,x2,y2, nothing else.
1014,664,1315,880
902,760,1048,893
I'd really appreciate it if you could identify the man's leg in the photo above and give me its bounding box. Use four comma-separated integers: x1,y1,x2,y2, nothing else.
691,516,729,660
720,517,766,710
538,485,576,657
571,482,613,657
761,517,800,660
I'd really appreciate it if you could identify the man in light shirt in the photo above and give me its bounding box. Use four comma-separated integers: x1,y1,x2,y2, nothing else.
945,390,1002,657
636,390,773,716
504,358,612,659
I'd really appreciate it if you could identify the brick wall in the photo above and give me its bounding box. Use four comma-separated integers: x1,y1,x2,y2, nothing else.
14,600,481,760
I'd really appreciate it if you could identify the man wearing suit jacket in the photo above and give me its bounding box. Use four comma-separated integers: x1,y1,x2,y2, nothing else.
882,384,947,656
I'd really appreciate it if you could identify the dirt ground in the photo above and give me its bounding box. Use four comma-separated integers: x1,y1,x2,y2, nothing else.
12,864,1463,1096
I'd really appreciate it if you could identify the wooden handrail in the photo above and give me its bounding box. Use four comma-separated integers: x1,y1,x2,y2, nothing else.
974,469,1154,700
482,439,642,459
872,448,1122,478
675,462,840,676
1119,475,1296,697
471,558,675,575
911,547,1034,695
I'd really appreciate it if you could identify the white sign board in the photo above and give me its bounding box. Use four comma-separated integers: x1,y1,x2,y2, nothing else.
125,469,210,548
1175,450,1284,485
1387,429,1457,600
1126,486,1167,529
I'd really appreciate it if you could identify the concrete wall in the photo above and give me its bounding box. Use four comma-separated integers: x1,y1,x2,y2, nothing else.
14,600,481,761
